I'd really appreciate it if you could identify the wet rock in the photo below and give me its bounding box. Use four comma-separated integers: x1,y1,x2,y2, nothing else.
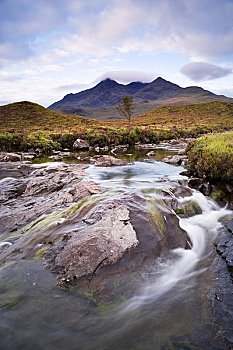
90,155,127,167
0,177,28,201
0,152,21,162
227,219,233,233
44,193,189,301
46,203,138,282
208,253,233,348
21,153,36,161
199,182,211,196
188,177,203,189
147,151,155,157
135,143,156,150
0,163,99,236
0,162,33,180
48,152,73,161
111,145,128,155
163,154,187,165
73,138,90,150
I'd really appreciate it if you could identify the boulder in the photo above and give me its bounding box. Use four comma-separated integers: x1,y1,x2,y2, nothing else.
90,155,127,167
73,138,90,150
0,152,21,162
44,193,189,301
163,154,187,165
0,162,33,180
188,177,202,189
0,177,28,202
0,163,99,236
45,202,138,283
228,219,233,234
111,145,128,155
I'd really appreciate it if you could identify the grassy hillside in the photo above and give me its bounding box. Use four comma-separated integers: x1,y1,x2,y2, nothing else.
0,100,233,152
187,131,233,181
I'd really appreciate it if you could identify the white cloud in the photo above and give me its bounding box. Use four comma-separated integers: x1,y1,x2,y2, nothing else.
95,70,155,83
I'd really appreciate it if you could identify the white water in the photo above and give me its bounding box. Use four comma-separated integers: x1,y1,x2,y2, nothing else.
120,190,231,315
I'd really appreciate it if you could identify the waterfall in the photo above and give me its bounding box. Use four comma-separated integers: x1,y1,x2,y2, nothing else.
120,190,231,314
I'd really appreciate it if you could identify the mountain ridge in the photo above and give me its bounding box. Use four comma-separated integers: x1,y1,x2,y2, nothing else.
48,77,233,119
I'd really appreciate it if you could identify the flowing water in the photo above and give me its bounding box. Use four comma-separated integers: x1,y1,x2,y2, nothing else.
0,154,231,350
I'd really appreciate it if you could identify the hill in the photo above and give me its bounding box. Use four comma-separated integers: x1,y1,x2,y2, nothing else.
1,100,233,152
48,77,233,119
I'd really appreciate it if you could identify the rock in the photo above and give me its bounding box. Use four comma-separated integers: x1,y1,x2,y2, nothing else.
0,177,28,202
228,219,233,233
0,163,99,236
188,177,202,189
147,151,155,157
111,145,128,154
44,193,189,301
208,253,233,348
90,155,127,167
73,138,90,150
0,162,33,180
135,143,156,150
178,148,186,155
45,203,138,283
0,152,21,162
163,155,187,165
21,153,36,161
199,182,211,196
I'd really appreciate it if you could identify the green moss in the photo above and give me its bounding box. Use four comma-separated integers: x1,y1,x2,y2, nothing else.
210,189,226,201
175,200,201,218
147,198,166,234
33,246,48,260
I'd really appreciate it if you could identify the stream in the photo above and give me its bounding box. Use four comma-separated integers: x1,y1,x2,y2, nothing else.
0,152,232,350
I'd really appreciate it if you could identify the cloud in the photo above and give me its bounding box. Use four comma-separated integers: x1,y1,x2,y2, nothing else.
95,70,155,83
0,71,22,82
180,62,232,81
1,0,233,65
55,83,90,92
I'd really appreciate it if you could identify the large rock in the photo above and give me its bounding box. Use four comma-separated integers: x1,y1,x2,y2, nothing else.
46,203,138,282
90,155,127,167
0,152,21,162
0,163,99,236
44,193,189,301
163,154,187,165
73,138,90,150
0,177,28,202
228,219,233,233
0,162,32,180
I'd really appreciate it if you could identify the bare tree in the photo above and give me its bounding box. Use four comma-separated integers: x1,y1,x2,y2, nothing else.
117,96,134,129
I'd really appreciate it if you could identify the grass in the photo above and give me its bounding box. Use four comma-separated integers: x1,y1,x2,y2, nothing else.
187,131,233,181
0,100,233,152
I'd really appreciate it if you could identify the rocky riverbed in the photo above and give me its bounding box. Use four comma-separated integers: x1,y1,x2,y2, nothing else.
0,149,233,350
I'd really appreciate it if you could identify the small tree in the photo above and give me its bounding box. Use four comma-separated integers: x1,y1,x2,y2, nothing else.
117,96,134,129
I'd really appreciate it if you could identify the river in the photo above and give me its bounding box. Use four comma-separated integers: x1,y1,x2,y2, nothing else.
0,152,231,350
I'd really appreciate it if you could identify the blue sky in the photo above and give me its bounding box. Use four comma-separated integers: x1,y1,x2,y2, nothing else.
0,0,233,106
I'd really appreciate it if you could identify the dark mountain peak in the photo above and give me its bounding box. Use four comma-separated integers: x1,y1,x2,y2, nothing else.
48,75,233,117
97,78,119,87
151,76,181,88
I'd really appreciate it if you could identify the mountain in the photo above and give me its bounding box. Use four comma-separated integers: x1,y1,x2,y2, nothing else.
48,77,233,119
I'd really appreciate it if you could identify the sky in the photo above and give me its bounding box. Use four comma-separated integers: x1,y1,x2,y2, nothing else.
0,0,233,107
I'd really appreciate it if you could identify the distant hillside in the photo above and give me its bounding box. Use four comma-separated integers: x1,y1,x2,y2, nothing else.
48,77,233,119
0,101,93,132
1,100,233,152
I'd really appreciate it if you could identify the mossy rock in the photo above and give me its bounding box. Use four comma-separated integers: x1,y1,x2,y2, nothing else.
175,200,201,218
33,246,48,260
